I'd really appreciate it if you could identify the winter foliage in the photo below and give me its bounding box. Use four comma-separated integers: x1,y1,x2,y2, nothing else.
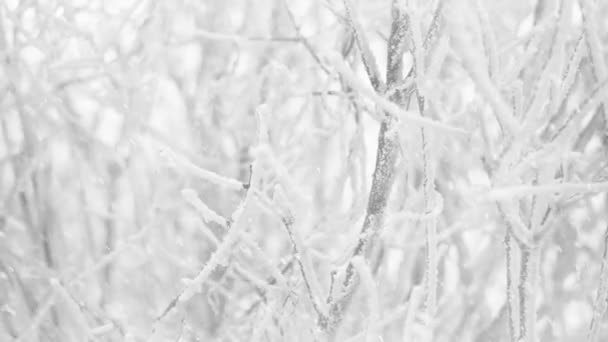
1,0,608,341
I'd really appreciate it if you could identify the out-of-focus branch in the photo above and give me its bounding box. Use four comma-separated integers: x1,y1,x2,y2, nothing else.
282,0,331,75
487,181,608,200
575,0,608,150
177,29,300,44
409,4,441,327
449,23,520,136
580,0,608,123
343,0,384,92
351,256,380,342
423,0,444,50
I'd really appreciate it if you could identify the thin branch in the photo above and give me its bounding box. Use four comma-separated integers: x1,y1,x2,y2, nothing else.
523,0,563,120
282,0,332,75
326,54,469,136
497,202,534,248
409,7,425,83
543,31,585,132
186,29,301,44
14,291,58,342
450,29,520,135
518,247,530,340
553,77,608,142
487,181,608,200
241,258,295,317
155,162,257,322
181,188,229,228
386,2,409,87
475,0,499,80
141,133,247,191
423,0,445,50
574,0,608,149
505,231,518,342
588,226,608,342
420,119,439,327
403,286,425,339
580,0,608,124
518,245,540,342
351,257,380,342
343,0,384,91
280,210,329,326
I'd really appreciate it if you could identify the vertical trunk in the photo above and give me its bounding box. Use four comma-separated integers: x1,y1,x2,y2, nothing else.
327,0,408,335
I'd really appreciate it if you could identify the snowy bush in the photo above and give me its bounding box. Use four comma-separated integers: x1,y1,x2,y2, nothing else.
1,0,608,341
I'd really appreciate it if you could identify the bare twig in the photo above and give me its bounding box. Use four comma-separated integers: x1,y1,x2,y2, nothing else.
423,0,444,50
326,54,469,136
580,0,608,124
488,181,608,200
516,242,540,342
181,188,229,228
553,77,608,142
141,133,247,191
574,0,608,150
505,231,518,342
282,0,332,75
420,112,439,327
280,210,329,326
183,29,300,44
588,226,608,342
351,257,380,342
450,27,520,135
343,0,384,92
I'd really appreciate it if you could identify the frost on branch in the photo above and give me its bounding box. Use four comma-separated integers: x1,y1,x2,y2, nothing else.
3,1,608,341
